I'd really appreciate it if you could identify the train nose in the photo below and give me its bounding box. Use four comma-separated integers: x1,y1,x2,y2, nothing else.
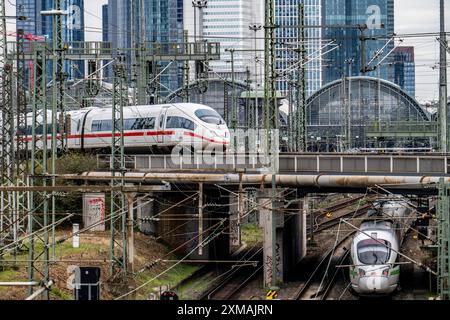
359,276,390,293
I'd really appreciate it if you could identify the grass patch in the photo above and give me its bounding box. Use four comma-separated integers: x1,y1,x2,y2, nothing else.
2,241,104,263
0,269,25,296
176,274,212,300
241,223,263,246
53,242,104,256
0,269,23,281
134,263,201,300
51,287,73,300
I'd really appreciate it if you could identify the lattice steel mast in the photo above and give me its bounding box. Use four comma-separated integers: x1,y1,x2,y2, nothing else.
437,178,450,299
110,54,128,279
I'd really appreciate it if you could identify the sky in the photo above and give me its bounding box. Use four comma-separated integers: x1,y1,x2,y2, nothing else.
5,0,450,102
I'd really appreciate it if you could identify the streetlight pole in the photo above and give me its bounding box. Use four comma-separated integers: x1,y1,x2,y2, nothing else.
249,24,262,129
345,58,354,150
192,0,208,43
439,0,448,152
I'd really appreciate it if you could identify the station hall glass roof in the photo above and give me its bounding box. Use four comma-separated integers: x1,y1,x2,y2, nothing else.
306,76,430,149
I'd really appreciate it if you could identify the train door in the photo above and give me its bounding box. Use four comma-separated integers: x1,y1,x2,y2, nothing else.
74,117,82,148
157,107,169,144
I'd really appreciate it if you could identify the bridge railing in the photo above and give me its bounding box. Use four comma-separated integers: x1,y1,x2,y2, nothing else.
97,154,450,176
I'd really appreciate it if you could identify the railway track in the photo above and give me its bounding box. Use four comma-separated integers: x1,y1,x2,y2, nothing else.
201,265,263,300
199,248,263,300
294,231,355,300
190,195,372,300
306,195,372,233
313,204,372,233
295,196,374,299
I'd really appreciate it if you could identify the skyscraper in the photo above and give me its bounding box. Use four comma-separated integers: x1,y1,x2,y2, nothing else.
393,46,416,97
16,0,86,80
16,0,43,35
275,0,322,97
102,4,108,43
195,0,264,81
321,0,395,84
106,0,184,96
102,4,111,80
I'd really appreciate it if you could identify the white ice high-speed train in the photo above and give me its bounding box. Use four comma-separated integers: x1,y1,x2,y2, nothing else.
349,199,414,296
23,103,230,152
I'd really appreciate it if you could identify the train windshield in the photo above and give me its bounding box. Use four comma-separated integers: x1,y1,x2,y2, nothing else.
195,109,225,125
357,239,391,265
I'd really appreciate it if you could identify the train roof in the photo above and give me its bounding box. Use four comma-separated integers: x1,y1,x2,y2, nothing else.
354,221,396,243
360,219,394,231
27,103,216,117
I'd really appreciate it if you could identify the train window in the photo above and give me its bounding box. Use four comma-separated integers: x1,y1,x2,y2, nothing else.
142,118,155,129
33,124,60,135
124,118,156,130
166,116,195,131
124,119,137,130
195,109,225,125
17,126,27,135
91,120,113,132
357,239,391,265
91,121,102,132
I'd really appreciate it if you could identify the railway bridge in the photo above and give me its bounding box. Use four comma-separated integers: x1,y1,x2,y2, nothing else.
61,153,450,288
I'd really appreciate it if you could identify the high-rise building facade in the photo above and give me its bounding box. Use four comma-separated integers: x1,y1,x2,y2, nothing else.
321,0,394,84
106,0,184,96
275,0,322,97
16,0,85,80
196,0,264,81
102,4,111,80
393,46,415,97
102,4,108,43
105,1,265,94
16,0,43,35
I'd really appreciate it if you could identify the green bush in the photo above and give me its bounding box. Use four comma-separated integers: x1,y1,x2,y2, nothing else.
55,152,98,174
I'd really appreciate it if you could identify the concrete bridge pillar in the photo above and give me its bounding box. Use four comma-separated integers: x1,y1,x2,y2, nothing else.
229,193,241,252
137,194,156,235
258,189,285,287
283,194,307,277
258,190,308,285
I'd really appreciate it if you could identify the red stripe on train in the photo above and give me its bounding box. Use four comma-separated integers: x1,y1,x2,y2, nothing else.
18,130,229,145
183,132,229,145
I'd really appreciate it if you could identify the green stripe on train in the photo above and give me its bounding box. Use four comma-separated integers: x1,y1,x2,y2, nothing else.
390,269,400,276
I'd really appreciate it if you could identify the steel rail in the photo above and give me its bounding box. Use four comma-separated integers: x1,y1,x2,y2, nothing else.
294,231,355,300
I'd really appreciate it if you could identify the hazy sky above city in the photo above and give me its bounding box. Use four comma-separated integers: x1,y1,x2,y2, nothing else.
5,0,450,102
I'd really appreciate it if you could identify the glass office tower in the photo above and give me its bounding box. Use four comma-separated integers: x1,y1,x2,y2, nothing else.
275,0,322,97
321,0,395,85
16,0,43,35
17,0,86,80
106,0,184,96
393,46,416,98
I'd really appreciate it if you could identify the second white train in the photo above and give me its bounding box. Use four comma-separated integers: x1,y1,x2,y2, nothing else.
349,199,414,296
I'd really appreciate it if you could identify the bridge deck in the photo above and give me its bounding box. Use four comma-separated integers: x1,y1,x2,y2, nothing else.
97,153,450,176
